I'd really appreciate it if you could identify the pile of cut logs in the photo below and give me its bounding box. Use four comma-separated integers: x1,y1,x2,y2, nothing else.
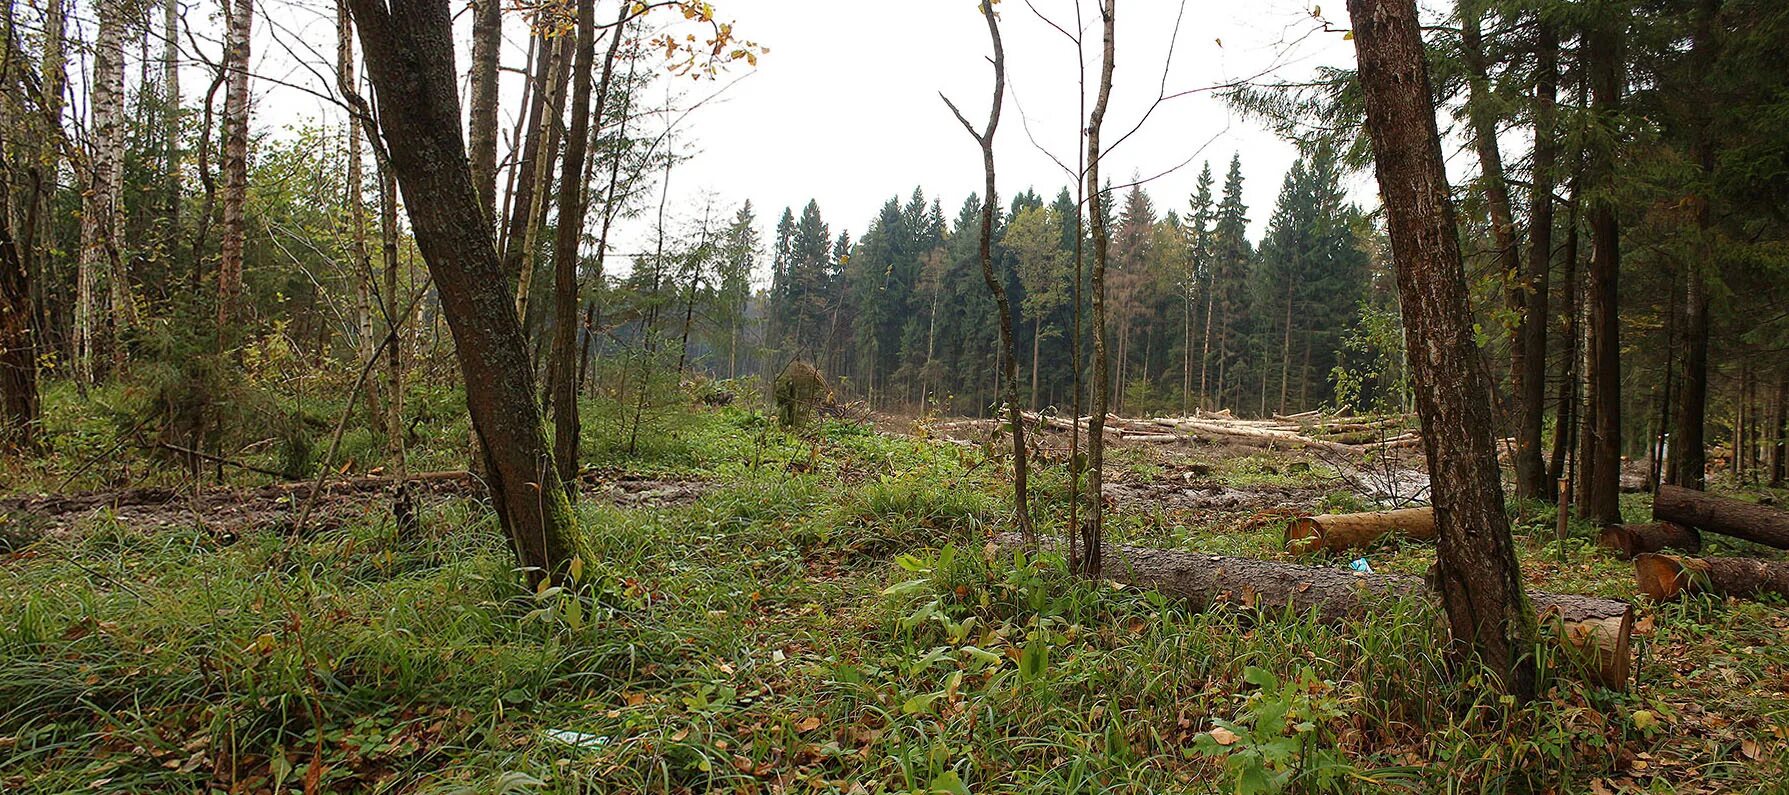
1280,486,1789,605
1616,485,1789,603
1018,408,1423,457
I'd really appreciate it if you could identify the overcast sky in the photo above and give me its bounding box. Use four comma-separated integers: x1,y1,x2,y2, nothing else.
631,0,1360,275
174,0,1365,283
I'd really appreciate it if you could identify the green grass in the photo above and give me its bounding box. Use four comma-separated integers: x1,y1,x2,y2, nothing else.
3,396,1786,793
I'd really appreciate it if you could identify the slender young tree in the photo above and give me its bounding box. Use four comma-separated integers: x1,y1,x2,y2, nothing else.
1347,0,1538,699
1080,0,1115,577
943,0,1032,541
547,0,630,493
1460,5,1540,500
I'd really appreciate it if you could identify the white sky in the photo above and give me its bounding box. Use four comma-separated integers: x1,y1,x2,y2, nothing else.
640,0,1362,274
78,0,1375,284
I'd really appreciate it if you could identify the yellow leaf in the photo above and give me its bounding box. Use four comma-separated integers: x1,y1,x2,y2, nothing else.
1343,31,1355,40
570,556,584,582
1631,709,1657,731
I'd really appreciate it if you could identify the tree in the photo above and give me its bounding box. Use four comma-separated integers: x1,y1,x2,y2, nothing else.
942,0,1032,541
717,201,759,378
1007,205,1070,408
345,0,579,586
1080,0,1115,578
77,0,132,380
1578,8,1624,525
467,0,502,219
1182,164,1213,413
1206,154,1251,410
1458,3,1542,501
1521,13,1559,500
1347,0,1538,699
1670,0,1719,491
218,0,253,333
547,0,630,493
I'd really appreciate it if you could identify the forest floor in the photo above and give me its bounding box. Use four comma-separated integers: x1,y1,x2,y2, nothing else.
2,390,1787,793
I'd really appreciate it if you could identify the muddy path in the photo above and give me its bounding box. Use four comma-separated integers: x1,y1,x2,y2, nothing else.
1,470,714,544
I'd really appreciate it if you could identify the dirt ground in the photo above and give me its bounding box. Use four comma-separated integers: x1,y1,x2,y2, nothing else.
0,469,714,545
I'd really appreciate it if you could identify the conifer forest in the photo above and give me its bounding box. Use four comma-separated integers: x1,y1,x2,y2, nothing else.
3,0,1789,791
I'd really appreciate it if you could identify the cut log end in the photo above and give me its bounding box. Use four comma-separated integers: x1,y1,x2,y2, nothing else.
1543,604,1632,689
1634,553,1690,601
1285,517,1323,554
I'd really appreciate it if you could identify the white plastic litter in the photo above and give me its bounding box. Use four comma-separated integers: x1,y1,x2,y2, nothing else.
543,729,610,749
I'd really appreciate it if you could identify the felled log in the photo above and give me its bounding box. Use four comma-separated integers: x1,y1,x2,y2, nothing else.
995,535,1631,689
1285,507,1435,554
1121,433,1179,443
1597,522,1701,559
1653,484,1789,549
1635,553,1789,602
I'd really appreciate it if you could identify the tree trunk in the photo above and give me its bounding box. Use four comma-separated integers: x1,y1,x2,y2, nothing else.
1031,319,1041,410
1546,167,1583,487
1002,535,1630,690
1597,522,1700,559
1079,0,1116,577
1579,16,1623,525
162,0,181,263
1461,10,1538,502
1199,264,1214,410
501,34,569,280
0,186,34,448
217,0,253,334
1653,483,1789,549
1636,553,1789,602
1519,19,1557,502
17,0,60,382
547,0,628,493
76,0,130,381
1772,371,1786,488
466,0,502,221
1348,0,1538,699
338,3,390,444
1285,507,1435,554
347,0,579,587
1672,0,1720,488
1278,278,1293,415
945,0,1031,541
513,39,574,324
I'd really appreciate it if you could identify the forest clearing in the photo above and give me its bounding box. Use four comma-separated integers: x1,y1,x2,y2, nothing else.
4,393,1787,792
3,0,1788,792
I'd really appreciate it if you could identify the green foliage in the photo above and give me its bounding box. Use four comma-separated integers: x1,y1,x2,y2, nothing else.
1191,667,1356,794
1329,302,1411,414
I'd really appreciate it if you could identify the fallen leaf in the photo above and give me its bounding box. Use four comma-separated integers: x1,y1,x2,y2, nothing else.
1210,727,1239,746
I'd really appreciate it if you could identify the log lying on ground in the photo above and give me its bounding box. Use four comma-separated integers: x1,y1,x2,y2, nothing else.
1635,553,1789,602
1285,507,1435,554
1121,433,1179,443
1598,522,1701,559
995,535,1631,689
1653,484,1789,549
